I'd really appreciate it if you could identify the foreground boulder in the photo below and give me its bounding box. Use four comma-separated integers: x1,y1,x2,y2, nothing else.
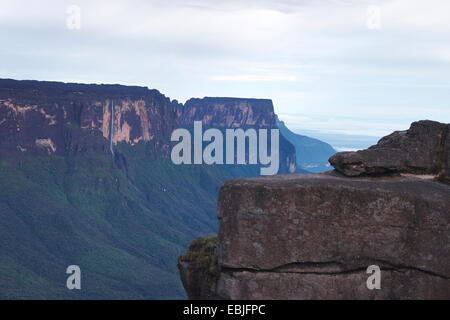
329,120,449,178
179,173,450,299
179,120,450,299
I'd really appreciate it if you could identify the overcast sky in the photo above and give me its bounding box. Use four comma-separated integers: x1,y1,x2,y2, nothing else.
1,0,449,138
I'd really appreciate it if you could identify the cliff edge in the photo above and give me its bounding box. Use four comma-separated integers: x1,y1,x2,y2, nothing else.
178,120,450,299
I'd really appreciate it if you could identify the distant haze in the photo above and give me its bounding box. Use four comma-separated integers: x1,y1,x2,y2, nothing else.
292,129,381,152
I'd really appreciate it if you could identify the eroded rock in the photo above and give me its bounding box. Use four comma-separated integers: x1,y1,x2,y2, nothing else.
180,172,450,299
178,237,221,300
329,120,449,177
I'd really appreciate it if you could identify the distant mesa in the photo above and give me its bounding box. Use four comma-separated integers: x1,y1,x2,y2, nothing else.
0,78,335,299
277,119,336,173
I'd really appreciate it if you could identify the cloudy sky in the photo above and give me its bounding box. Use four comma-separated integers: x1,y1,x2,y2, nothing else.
1,0,449,140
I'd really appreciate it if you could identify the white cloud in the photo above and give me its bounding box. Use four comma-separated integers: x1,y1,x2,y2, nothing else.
209,72,298,82
0,0,449,136
380,0,450,31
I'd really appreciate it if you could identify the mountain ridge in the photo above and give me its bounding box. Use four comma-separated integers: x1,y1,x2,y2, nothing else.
277,120,336,173
0,78,330,298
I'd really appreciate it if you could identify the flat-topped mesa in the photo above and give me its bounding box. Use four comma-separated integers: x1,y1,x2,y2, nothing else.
0,79,177,157
329,120,450,179
0,79,297,173
179,97,297,174
180,97,276,129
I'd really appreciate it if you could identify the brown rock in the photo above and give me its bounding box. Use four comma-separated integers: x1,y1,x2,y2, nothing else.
216,269,448,300
213,173,449,299
178,261,220,300
445,124,450,178
177,237,221,300
178,121,450,300
329,120,449,177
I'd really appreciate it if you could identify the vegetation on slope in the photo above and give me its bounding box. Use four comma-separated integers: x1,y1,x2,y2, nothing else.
0,148,257,299
179,236,219,277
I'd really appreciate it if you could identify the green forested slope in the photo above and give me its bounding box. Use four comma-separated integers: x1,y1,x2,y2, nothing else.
0,147,258,299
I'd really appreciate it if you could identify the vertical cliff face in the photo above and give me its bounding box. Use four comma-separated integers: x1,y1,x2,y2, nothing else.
179,97,297,174
0,80,297,174
0,79,178,158
102,97,177,158
213,174,449,300
180,97,276,128
179,174,450,300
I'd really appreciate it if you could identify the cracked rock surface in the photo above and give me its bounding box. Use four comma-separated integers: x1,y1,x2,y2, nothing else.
180,172,449,299
213,173,449,299
179,121,450,300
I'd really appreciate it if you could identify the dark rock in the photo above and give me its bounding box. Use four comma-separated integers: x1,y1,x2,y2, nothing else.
178,261,220,300
180,97,297,174
177,237,221,300
180,172,450,299
445,125,450,179
216,269,448,300
329,120,449,177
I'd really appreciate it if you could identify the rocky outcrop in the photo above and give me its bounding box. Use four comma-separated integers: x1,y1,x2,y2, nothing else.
177,236,221,300
179,172,449,299
329,120,449,178
179,121,450,299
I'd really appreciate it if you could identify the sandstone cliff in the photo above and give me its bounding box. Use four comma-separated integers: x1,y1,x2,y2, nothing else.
179,121,450,299
0,79,177,157
0,79,296,173
180,97,297,174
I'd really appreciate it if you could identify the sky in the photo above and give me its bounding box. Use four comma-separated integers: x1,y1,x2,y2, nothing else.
1,0,449,142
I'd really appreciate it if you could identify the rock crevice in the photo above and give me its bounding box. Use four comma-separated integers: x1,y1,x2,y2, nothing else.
220,260,450,280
